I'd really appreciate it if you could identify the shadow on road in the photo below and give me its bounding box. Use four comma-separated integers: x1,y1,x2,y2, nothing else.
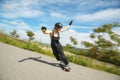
18,56,60,68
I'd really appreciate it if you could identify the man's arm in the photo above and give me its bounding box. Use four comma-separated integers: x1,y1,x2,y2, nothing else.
42,30,52,34
60,25,70,32
60,20,73,32
41,26,52,34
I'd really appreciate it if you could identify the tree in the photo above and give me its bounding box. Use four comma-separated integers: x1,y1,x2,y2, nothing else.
70,36,78,45
26,30,35,42
10,29,19,38
82,23,120,65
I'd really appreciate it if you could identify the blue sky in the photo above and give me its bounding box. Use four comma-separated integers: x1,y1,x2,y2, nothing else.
0,0,120,47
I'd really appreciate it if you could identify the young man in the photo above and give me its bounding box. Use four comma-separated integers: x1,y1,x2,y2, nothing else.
41,20,73,69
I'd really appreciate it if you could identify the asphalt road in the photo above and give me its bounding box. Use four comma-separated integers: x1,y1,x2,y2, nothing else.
0,42,120,80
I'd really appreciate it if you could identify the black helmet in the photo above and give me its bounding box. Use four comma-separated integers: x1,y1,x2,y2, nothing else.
54,22,63,29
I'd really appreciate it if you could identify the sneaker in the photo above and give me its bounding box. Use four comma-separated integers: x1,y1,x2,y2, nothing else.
60,61,65,65
60,62,71,69
64,64,71,70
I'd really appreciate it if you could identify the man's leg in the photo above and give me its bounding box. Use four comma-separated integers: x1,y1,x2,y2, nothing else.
57,44,69,65
52,48,61,61
59,52,69,65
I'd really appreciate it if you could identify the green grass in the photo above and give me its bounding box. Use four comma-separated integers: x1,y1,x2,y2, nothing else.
67,54,120,75
0,33,120,75
0,33,53,56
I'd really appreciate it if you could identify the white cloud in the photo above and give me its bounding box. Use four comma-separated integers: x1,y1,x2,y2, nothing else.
17,8,43,18
75,8,120,22
60,29,92,47
73,25,95,30
0,0,44,19
0,23,13,33
45,0,71,3
0,8,43,19
34,30,51,43
50,12,64,18
0,0,71,19
50,11,72,20
112,27,120,36
76,0,120,12
2,20,31,30
1,0,120,22
17,30,28,40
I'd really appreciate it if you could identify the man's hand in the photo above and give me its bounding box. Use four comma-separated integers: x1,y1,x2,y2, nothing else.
41,26,47,33
69,20,73,25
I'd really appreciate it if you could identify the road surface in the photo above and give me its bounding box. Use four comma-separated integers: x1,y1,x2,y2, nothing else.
0,42,120,80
